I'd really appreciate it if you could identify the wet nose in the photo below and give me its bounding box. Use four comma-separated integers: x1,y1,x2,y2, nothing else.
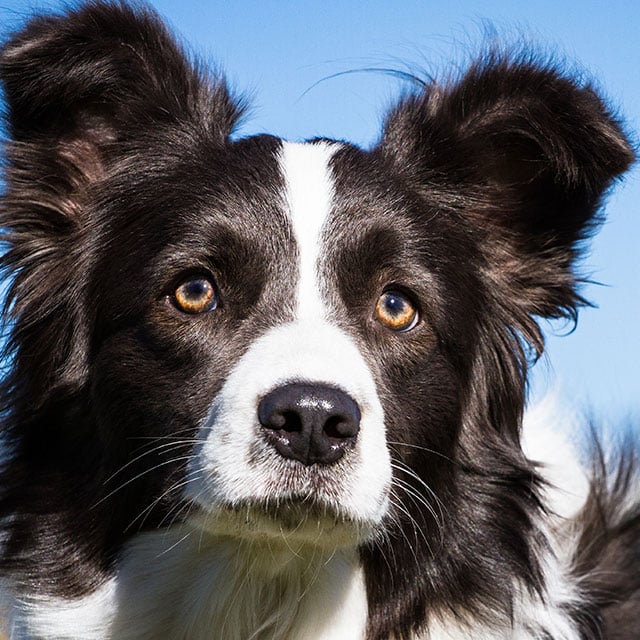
258,383,361,466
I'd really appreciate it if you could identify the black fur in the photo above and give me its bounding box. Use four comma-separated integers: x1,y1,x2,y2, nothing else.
0,0,252,596
0,2,637,638
363,58,636,637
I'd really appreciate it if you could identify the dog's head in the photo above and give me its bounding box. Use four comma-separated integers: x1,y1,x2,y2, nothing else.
0,1,633,612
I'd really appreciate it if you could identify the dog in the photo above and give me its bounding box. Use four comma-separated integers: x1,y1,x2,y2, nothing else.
0,2,637,638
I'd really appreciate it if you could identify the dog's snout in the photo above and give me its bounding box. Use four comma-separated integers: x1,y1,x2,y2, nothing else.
258,383,361,466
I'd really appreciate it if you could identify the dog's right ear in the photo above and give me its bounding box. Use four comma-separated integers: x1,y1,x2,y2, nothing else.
1,1,242,190
0,2,243,406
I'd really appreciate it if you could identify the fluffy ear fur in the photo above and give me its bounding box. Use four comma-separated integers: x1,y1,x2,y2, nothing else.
379,53,635,326
0,2,243,409
378,55,635,446
1,1,241,147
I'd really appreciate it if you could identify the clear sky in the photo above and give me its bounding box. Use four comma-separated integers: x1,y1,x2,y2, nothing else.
1,0,639,423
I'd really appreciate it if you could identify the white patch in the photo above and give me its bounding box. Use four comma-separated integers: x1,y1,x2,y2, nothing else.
424,564,584,639
5,527,368,640
185,319,391,545
2,578,117,640
522,394,590,521
279,140,337,320
424,607,582,640
185,140,391,546
111,528,368,640
517,396,589,640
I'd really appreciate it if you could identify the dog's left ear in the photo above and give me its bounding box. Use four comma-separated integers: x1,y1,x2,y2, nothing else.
378,55,635,321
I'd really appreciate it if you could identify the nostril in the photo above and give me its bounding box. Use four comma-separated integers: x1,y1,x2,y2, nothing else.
258,402,302,433
323,414,358,440
275,410,302,433
257,383,361,466
324,415,344,440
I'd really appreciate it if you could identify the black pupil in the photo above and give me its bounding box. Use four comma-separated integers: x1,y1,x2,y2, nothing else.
184,279,211,301
384,293,407,316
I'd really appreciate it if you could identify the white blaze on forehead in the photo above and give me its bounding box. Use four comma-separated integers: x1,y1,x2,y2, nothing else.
279,141,338,319
184,140,392,545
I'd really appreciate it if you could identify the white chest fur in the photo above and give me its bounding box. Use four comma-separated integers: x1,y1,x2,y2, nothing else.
9,528,368,640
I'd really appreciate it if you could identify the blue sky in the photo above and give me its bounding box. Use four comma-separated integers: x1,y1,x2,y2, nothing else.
1,0,639,422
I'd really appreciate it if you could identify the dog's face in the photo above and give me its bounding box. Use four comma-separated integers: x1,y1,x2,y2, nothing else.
0,3,634,614
88,135,479,548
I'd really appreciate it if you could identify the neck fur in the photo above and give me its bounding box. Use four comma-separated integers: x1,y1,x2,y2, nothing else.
110,528,368,640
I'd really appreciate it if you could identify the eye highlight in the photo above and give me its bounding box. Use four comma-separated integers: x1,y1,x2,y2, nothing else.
375,290,419,332
173,276,218,314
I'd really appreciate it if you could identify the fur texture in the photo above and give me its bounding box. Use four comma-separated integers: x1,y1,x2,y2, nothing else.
0,2,637,639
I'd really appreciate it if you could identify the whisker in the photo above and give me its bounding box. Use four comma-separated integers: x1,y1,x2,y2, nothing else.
386,494,427,568
156,530,192,558
92,455,195,508
387,440,459,466
102,439,197,486
391,460,449,523
126,427,202,442
391,475,445,550
125,468,202,533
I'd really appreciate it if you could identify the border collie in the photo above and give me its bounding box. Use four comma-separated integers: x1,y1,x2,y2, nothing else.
0,2,637,639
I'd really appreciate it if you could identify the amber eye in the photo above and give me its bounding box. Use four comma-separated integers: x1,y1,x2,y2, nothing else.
375,290,418,332
173,276,218,314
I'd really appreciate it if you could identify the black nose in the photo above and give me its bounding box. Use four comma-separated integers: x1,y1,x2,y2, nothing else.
258,383,361,466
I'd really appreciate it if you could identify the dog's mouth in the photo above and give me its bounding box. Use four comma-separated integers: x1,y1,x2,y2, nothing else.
189,496,376,548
